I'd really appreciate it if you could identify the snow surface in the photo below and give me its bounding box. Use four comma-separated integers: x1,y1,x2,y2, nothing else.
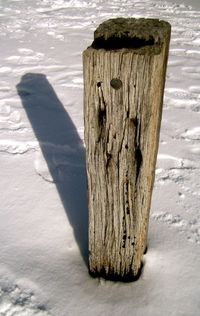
0,0,200,315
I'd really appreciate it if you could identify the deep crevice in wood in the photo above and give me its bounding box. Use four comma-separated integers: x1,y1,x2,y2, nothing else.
98,108,106,125
92,35,155,50
106,153,112,169
135,147,143,181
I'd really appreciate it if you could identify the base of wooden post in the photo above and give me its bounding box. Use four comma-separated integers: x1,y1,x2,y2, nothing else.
89,262,143,282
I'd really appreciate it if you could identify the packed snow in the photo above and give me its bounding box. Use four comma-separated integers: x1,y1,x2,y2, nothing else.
0,0,200,315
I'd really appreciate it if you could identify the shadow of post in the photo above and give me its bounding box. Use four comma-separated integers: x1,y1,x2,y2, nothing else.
17,73,88,265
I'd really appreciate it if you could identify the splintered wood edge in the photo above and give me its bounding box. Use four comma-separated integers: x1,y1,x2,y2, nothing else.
90,18,171,54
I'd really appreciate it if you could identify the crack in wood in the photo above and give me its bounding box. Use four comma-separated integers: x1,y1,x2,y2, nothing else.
97,84,107,142
106,152,112,169
135,147,143,182
134,117,143,183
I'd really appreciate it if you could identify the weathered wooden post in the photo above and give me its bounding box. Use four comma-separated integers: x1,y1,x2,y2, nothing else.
83,18,171,281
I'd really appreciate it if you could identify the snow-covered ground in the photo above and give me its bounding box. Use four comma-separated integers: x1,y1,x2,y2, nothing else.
0,0,200,315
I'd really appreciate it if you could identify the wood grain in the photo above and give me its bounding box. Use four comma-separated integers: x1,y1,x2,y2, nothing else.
83,18,171,281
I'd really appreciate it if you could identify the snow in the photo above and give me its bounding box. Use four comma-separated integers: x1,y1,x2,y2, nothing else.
0,0,200,315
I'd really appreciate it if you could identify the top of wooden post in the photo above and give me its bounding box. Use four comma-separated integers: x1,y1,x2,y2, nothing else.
91,18,171,54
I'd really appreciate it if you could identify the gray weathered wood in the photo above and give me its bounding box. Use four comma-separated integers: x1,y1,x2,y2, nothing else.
83,18,171,281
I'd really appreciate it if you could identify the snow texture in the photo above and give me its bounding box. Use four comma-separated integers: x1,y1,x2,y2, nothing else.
0,0,200,315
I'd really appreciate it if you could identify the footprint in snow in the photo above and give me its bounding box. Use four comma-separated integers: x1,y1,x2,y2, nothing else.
0,283,51,316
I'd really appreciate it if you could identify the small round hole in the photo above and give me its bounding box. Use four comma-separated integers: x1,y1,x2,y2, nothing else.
110,78,122,90
97,82,102,87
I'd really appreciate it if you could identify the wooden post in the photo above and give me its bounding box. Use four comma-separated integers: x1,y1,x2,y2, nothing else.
83,18,171,281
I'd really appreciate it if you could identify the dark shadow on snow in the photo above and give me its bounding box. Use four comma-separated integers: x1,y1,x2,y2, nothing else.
17,73,88,265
